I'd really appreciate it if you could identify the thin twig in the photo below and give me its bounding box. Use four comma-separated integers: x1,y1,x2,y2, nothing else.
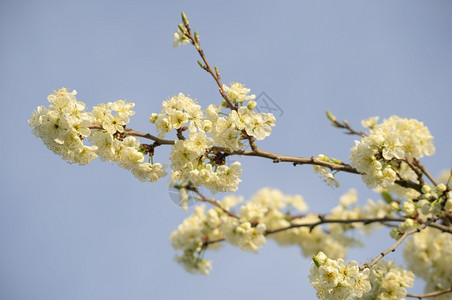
188,186,238,219
88,125,427,191
88,125,175,145
402,158,425,185
407,288,452,299
265,216,404,235
359,218,435,271
202,216,406,248
182,22,234,110
330,118,366,137
413,158,438,186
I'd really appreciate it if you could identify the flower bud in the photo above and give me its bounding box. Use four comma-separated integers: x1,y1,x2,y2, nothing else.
247,100,257,110
437,183,447,192
181,11,189,27
149,113,158,123
422,184,432,194
325,110,336,122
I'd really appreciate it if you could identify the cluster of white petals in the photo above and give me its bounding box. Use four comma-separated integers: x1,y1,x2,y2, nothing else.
28,88,98,165
170,188,309,274
313,154,341,188
392,183,451,238
350,116,435,188
362,260,414,300
149,88,275,195
328,189,395,235
170,205,221,274
173,24,190,47
29,88,168,183
309,252,371,300
209,84,276,148
223,82,256,104
404,227,452,299
149,93,206,138
89,100,168,182
171,188,401,276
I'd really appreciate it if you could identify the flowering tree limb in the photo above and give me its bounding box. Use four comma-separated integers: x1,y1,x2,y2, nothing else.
29,11,452,300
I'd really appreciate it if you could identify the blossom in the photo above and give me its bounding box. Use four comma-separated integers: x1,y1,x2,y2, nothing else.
173,25,190,47
313,155,340,188
361,116,379,129
131,163,168,182
29,88,98,165
350,116,435,188
404,227,452,297
361,260,414,300
223,82,256,104
309,252,371,300
221,217,267,253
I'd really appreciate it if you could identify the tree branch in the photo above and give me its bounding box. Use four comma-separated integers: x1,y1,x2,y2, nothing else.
407,288,452,299
202,216,406,249
182,21,234,110
359,218,435,271
187,186,238,219
413,158,438,186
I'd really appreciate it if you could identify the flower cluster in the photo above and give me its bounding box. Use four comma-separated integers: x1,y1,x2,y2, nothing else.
150,88,275,195
171,188,399,275
29,88,168,182
170,205,221,274
28,88,98,165
170,188,309,274
313,154,341,188
173,24,190,47
86,99,168,182
309,252,414,300
350,116,435,189
404,227,452,299
361,260,414,300
328,189,395,234
149,93,207,138
390,182,451,238
309,252,371,300
30,84,276,195
209,83,276,147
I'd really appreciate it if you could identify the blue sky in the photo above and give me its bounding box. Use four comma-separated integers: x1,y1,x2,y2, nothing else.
1,1,451,299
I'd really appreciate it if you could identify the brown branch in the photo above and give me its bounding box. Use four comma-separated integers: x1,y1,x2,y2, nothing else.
407,288,452,299
88,125,175,145
394,179,423,193
428,222,452,234
89,125,427,193
329,117,366,137
176,128,186,140
211,147,359,174
265,216,404,235
402,158,425,185
202,216,405,249
413,158,438,186
181,15,262,153
359,218,435,271
182,21,234,110
187,186,239,219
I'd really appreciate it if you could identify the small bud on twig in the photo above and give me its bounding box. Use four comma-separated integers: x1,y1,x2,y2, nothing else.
325,110,336,122
197,60,205,69
178,24,187,34
381,190,393,203
331,158,343,165
194,31,200,44
181,11,189,27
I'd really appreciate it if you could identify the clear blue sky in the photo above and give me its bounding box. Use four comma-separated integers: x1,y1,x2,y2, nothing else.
1,0,451,299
